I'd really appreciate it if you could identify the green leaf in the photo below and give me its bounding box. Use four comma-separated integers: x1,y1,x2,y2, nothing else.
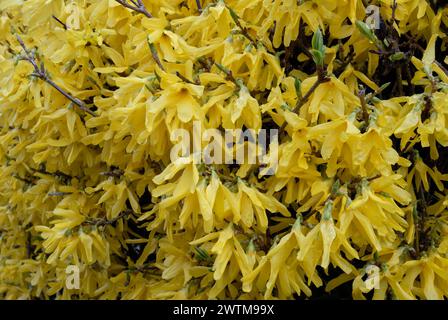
331,179,341,196
355,20,377,43
379,82,391,91
294,77,302,97
389,52,405,62
412,203,418,219
310,28,326,67
247,239,256,252
292,216,302,230
312,27,324,53
194,246,211,261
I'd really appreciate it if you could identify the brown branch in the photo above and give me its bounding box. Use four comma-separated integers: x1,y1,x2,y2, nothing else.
435,61,448,76
52,15,68,30
334,45,355,76
227,6,258,48
406,35,448,79
279,70,329,135
391,0,398,22
48,191,72,196
403,62,415,94
358,87,370,127
126,264,161,276
214,62,237,83
84,209,133,227
12,174,35,185
176,71,199,85
197,57,213,72
291,75,327,114
147,42,165,71
32,167,73,181
417,185,428,256
115,0,152,18
16,35,97,116
196,0,202,13
26,231,33,258
421,94,432,122
395,65,404,96
100,169,124,178
297,20,314,61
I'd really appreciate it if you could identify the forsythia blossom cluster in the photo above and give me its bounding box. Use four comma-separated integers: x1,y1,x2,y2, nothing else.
0,0,448,300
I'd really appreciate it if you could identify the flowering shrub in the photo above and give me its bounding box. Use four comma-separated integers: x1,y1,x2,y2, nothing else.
0,0,448,299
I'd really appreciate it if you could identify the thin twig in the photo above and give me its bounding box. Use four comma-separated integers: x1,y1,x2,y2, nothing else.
297,20,314,61
26,231,33,258
148,42,165,71
115,0,153,18
421,94,433,122
279,71,329,135
197,57,213,72
227,6,257,47
391,0,398,22
16,35,96,116
32,168,73,181
52,15,68,30
12,174,35,185
176,71,199,85
396,65,404,96
100,169,124,178
196,0,202,13
365,82,390,103
291,75,327,114
214,62,237,83
403,63,415,94
405,35,448,76
358,87,370,131
417,185,428,255
334,45,355,76
48,191,72,196
84,209,133,227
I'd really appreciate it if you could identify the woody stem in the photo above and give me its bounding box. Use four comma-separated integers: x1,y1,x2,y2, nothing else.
16,35,96,116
